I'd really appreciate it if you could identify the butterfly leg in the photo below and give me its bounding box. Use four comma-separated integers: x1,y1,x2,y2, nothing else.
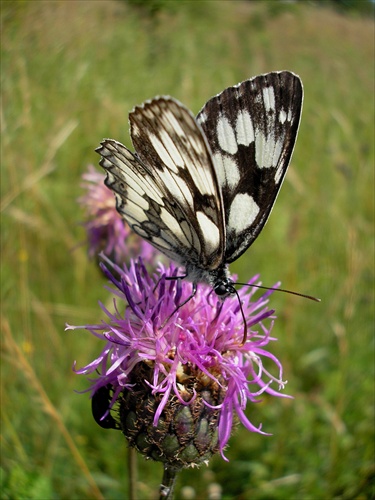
161,280,197,328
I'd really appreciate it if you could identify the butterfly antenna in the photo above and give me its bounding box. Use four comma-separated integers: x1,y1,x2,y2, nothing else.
235,282,321,302
232,287,248,345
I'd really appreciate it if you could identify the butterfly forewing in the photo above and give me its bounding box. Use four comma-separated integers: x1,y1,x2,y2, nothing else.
196,71,303,263
97,97,226,270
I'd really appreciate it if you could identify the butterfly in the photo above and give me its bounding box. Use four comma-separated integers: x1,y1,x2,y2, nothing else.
96,71,304,317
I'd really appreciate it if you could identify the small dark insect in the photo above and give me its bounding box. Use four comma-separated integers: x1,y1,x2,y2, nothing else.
91,384,119,430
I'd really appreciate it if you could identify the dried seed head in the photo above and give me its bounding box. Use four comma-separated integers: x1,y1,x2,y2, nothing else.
118,362,226,468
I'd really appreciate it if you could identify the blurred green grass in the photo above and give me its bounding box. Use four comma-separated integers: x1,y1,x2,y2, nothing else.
1,1,374,498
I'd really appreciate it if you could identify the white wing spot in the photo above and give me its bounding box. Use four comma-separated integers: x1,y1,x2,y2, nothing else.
274,139,287,183
164,110,186,137
273,137,284,171
159,207,190,247
228,193,260,234
171,171,194,206
274,166,283,184
278,109,287,124
157,168,192,207
149,134,176,171
197,111,207,124
196,211,220,254
191,162,217,196
235,110,254,146
124,185,149,210
217,115,238,155
144,108,155,120
132,123,140,136
255,130,268,169
263,86,275,112
255,130,283,170
190,136,205,156
159,129,184,169
212,152,240,190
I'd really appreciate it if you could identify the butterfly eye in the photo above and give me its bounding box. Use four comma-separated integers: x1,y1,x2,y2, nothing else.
214,281,233,297
214,284,226,296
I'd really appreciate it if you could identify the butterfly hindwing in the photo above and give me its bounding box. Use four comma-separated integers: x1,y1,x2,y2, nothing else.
97,140,173,257
97,97,226,270
197,71,303,263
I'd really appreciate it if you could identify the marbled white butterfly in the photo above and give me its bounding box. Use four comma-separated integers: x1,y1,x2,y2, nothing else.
96,71,305,319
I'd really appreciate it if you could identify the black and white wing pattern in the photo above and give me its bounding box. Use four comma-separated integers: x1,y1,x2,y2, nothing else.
96,71,303,296
97,98,226,283
197,71,303,263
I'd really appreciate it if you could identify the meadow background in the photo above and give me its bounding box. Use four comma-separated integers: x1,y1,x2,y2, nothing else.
1,1,374,499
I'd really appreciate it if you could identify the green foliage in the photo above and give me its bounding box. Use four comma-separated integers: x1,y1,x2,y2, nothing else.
1,465,54,500
1,1,374,498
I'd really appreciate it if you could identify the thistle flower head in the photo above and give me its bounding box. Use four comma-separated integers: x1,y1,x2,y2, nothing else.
67,256,290,466
79,165,156,264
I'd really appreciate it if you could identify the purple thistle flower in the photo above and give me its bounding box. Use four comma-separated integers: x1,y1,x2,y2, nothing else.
78,165,157,264
67,255,290,465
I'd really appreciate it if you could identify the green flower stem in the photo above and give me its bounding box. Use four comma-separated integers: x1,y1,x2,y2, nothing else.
159,465,180,500
128,448,137,500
